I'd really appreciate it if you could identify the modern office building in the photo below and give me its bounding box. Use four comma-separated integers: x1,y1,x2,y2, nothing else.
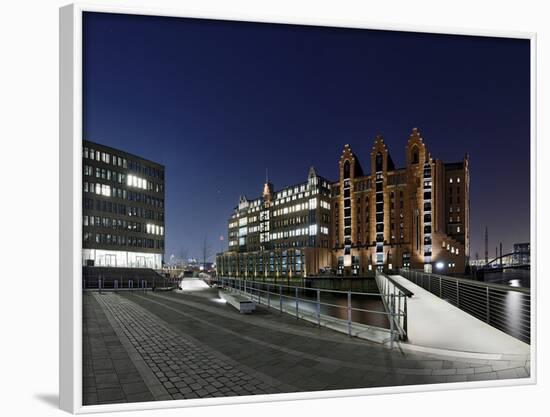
513,242,530,265
82,140,165,269
217,128,470,277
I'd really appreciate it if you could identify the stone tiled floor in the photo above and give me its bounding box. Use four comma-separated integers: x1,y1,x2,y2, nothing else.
83,290,530,405
83,295,154,405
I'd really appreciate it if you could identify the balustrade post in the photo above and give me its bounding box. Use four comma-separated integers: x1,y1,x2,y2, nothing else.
317,289,321,327
456,280,460,307
486,286,490,323
279,285,283,314
404,296,408,339
347,290,352,337
295,286,299,319
390,293,395,349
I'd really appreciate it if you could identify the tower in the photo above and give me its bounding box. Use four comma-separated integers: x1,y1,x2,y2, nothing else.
485,226,489,264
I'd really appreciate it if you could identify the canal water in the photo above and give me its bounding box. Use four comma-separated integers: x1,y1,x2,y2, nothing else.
482,268,530,288
481,269,530,343
245,283,390,329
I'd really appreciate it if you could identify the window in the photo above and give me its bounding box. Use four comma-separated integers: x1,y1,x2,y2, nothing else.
309,198,317,210
343,160,351,179
376,153,383,171
411,147,419,164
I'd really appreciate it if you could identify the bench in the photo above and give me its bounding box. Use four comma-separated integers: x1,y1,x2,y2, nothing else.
218,290,256,314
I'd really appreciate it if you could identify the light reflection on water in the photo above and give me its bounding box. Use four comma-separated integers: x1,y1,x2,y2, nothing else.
484,269,530,341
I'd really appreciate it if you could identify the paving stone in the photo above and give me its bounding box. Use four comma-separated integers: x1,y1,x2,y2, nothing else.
85,291,531,406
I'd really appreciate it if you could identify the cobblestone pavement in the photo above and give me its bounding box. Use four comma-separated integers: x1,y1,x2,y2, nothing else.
83,294,154,405
92,292,295,402
83,290,531,405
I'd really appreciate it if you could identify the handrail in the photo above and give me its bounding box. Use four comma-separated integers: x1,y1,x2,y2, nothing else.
218,276,408,347
381,274,414,298
374,272,410,341
399,268,530,344
407,269,530,293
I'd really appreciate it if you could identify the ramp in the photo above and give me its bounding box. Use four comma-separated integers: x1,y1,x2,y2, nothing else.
390,275,530,358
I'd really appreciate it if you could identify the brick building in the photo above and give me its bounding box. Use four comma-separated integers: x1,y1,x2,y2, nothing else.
217,128,469,277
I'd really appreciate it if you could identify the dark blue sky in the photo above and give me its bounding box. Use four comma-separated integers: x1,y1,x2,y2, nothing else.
83,12,530,262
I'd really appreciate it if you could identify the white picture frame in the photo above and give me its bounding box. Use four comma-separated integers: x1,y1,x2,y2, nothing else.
59,2,537,413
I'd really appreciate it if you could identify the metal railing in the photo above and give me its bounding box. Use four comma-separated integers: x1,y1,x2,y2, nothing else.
375,272,412,341
399,268,531,344
218,277,409,347
83,276,180,292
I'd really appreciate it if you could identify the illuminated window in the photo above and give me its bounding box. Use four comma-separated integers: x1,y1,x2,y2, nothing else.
101,184,111,197
309,198,317,210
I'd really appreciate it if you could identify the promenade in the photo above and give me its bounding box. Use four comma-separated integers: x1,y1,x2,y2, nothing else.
83,288,530,405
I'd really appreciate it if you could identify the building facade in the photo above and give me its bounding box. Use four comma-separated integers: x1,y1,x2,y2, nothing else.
217,128,470,277
513,242,530,265
82,140,165,269
217,167,332,278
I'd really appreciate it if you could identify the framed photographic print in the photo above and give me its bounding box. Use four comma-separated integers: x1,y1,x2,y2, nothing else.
59,2,536,413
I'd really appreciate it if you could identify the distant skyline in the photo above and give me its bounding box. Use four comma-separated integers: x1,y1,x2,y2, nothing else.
83,12,530,262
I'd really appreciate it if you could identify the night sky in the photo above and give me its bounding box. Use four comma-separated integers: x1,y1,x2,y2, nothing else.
83,12,531,263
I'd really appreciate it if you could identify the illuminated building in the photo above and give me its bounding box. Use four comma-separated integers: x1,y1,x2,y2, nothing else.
217,167,332,278
82,140,165,269
217,128,469,276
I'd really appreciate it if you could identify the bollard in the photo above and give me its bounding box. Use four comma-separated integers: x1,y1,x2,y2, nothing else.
98,277,102,294
83,279,86,290
267,284,271,309
317,289,321,327
347,290,352,337
115,280,118,290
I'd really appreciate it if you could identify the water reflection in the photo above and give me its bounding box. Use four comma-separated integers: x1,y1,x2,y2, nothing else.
483,268,530,288
249,285,390,329
483,269,530,342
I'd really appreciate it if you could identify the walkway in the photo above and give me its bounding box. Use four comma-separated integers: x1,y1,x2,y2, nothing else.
83,289,530,405
390,275,531,357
